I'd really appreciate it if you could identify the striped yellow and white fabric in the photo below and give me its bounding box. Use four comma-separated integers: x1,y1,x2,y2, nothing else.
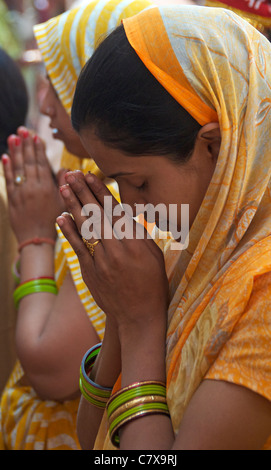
0,0,153,451
34,0,153,172
56,228,106,338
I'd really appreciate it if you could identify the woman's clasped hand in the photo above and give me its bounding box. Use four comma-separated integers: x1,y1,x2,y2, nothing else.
57,170,169,337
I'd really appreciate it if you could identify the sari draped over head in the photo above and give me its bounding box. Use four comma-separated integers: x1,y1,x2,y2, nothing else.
34,0,153,174
0,0,153,451
94,5,271,449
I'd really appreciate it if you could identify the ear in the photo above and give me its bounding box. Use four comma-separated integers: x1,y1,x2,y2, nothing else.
197,122,221,161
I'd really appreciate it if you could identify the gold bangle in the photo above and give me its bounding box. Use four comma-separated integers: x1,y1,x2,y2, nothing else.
110,405,170,448
80,381,110,404
108,395,168,426
107,380,167,406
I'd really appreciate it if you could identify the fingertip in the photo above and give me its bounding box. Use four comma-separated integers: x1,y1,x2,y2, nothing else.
85,172,96,185
34,135,41,145
17,127,29,139
56,215,65,228
64,170,84,182
7,134,16,148
56,211,71,228
85,172,104,194
59,184,70,198
2,154,9,165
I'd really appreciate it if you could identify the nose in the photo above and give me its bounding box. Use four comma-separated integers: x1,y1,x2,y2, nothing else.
38,85,55,118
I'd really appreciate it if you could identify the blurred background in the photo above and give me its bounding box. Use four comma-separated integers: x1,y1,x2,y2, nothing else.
0,0,73,170
0,0,197,172
0,0,99,171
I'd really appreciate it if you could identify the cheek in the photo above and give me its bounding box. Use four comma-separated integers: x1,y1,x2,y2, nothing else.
117,184,136,207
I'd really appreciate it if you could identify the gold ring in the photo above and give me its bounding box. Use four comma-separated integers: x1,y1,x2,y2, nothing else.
14,175,26,186
82,238,101,257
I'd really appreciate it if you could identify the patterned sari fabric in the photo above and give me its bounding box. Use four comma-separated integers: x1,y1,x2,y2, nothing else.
0,0,153,451
94,5,271,449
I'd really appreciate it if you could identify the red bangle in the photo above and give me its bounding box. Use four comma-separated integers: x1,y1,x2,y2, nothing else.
18,276,55,287
18,237,56,253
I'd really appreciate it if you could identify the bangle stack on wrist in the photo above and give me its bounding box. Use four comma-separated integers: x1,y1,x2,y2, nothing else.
79,343,113,409
106,381,170,448
13,277,58,309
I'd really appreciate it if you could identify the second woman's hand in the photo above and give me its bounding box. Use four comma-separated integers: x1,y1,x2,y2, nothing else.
3,127,65,244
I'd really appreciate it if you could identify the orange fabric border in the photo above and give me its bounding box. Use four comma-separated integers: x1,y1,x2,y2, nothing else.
123,8,218,126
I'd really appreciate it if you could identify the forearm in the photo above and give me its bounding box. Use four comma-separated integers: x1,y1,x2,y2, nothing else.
16,243,56,351
118,319,175,450
14,244,98,401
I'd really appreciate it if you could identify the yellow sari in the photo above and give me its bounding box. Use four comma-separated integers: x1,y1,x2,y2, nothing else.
94,5,271,449
0,0,153,451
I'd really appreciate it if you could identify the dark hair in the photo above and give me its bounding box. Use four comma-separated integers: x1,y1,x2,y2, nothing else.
72,25,201,162
0,49,28,156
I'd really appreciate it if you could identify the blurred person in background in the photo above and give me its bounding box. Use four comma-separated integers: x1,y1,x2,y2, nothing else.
0,0,154,451
203,0,271,38
0,48,28,394
0,0,21,58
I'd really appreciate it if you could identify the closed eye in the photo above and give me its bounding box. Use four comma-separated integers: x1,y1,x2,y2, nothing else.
136,182,147,191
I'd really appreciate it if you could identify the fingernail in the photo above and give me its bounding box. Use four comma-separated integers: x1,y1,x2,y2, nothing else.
87,172,94,183
15,137,21,147
59,185,70,197
22,129,29,139
56,216,64,227
8,135,17,148
2,154,9,165
66,173,75,184
34,135,40,144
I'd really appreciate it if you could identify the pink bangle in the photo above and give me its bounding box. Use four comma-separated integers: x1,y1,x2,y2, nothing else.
18,237,56,253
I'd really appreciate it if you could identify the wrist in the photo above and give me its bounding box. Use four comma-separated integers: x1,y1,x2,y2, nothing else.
91,322,121,389
20,243,55,282
118,309,167,349
18,236,56,253
119,317,167,386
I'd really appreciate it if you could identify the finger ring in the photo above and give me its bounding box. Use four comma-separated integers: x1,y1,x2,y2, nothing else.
82,238,101,257
14,175,26,186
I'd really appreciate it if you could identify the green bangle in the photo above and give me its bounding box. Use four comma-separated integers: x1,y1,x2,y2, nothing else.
15,278,56,292
107,382,167,417
79,344,113,409
13,280,58,309
106,381,169,447
14,284,58,300
109,402,170,448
